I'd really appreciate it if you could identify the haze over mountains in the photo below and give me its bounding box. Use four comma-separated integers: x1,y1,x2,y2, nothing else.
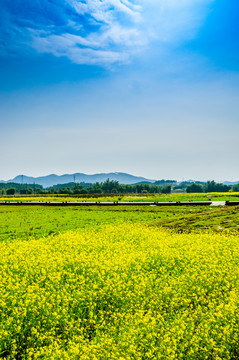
0,172,155,188
1,173,238,188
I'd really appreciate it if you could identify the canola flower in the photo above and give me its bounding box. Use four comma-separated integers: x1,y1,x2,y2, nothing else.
0,224,239,359
1,192,239,203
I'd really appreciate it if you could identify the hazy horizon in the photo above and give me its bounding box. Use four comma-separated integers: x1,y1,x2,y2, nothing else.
1,1,239,182
1,171,238,184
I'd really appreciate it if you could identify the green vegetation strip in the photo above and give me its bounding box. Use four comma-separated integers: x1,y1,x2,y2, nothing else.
0,205,238,243
1,192,239,203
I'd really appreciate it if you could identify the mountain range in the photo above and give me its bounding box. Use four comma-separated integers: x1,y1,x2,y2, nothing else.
1,173,238,188
0,172,155,188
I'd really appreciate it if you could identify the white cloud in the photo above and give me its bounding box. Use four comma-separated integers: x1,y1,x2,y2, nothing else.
30,0,214,66
67,0,141,23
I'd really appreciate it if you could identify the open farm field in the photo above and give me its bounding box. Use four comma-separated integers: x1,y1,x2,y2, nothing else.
1,204,239,243
0,205,209,242
1,204,239,359
1,192,239,203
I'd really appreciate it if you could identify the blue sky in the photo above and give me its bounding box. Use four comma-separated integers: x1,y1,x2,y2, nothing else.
1,0,239,182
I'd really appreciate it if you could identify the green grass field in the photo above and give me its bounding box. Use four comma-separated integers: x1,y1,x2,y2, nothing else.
1,204,238,243
1,200,239,359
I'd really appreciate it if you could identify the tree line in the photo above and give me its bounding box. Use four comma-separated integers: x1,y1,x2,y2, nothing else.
185,181,237,193
0,180,172,195
1,179,238,196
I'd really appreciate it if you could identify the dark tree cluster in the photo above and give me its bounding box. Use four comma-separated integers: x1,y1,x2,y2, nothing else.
186,181,232,193
47,179,172,195
0,183,43,195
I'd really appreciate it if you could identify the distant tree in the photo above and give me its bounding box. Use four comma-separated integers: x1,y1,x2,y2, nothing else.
203,181,216,192
79,188,88,194
6,188,16,195
204,181,231,193
20,188,33,195
161,185,171,194
124,184,134,193
59,187,72,194
72,184,85,194
88,182,103,194
186,183,204,193
149,184,161,193
232,183,239,192
48,186,58,194
102,179,120,193
111,188,119,194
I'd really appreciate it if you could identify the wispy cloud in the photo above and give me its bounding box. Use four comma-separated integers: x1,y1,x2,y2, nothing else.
0,0,213,65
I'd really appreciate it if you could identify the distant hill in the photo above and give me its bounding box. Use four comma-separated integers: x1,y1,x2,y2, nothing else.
1,174,237,188
3,172,155,188
223,181,239,186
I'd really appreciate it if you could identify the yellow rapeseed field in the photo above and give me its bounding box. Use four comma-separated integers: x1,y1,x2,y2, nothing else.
1,191,239,203
1,224,239,359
